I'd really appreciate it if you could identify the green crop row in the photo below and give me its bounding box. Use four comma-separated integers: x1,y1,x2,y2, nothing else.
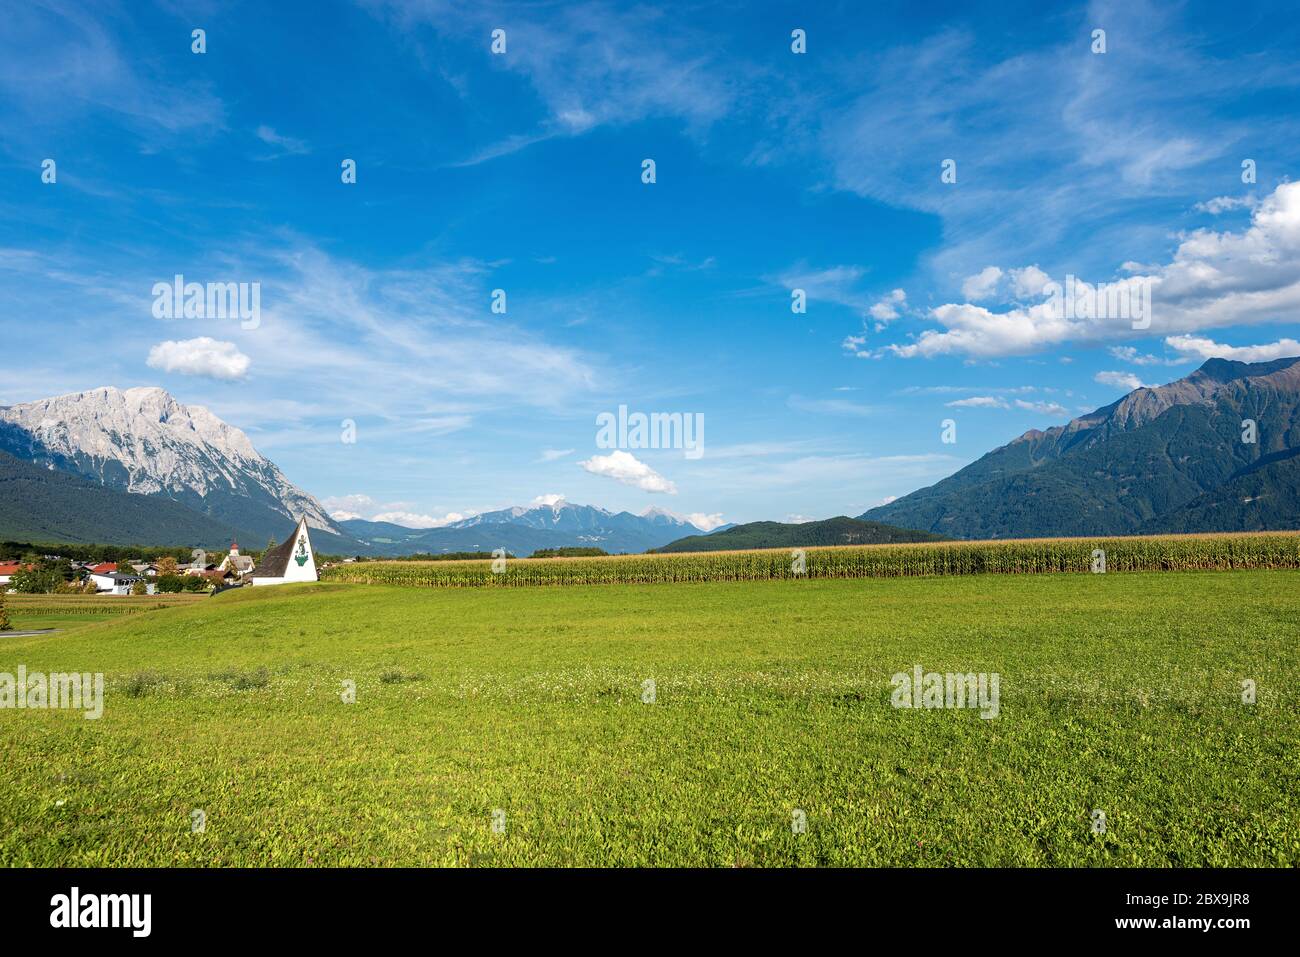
320,532,1300,588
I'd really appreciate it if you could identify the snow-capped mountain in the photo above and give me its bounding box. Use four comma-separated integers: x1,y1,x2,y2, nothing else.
0,386,341,542
340,499,709,555
448,499,702,534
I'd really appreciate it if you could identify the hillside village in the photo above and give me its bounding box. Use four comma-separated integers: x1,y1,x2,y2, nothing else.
0,517,321,596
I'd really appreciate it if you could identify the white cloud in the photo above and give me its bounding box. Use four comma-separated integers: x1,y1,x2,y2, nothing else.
372,2,733,165
323,493,468,528
841,334,871,358
1195,195,1256,215
946,395,1008,409
255,125,310,157
1013,399,1068,417
1009,265,1052,299
777,264,870,313
538,448,574,462
685,512,725,531
869,288,908,322
788,395,881,417
1095,371,1149,391
961,266,1003,301
578,450,677,494
882,182,1300,360
322,494,376,514
785,514,816,523
146,337,250,380
371,510,466,528
531,493,567,506
1164,335,1300,364
1107,345,1187,366
208,242,597,423
945,395,1067,417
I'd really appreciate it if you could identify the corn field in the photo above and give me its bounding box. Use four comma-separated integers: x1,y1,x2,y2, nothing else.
320,532,1300,588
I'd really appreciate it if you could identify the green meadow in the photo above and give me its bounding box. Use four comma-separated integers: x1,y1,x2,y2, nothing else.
0,571,1296,867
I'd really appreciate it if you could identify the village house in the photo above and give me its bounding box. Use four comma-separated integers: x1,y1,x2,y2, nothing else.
217,542,256,581
86,562,119,591
250,517,319,586
87,570,148,595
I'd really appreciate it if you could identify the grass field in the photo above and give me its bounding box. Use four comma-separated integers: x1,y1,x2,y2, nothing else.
2,594,204,633
0,571,1297,867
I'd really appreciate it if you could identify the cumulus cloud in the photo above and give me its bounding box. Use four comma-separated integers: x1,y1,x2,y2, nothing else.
842,334,871,358
881,182,1300,360
1164,335,1300,364
685,512,726,531
1095,371,1149,391
579,450,677,493
1009,265,1052,299
146,337,250,380
531,493,567,506
961,266,1003,301
869,288,908,322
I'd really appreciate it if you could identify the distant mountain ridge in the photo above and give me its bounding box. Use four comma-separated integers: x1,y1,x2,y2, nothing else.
340,500,710,555
862,357,1300,538
653,516,948,552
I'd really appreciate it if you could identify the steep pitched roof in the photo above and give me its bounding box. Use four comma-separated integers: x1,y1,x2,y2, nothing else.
252,517,311,578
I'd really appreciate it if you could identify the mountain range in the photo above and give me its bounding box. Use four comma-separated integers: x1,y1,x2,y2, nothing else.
3,358,1299,555
339,502,715,555
0,386,355,551
862,357,1300,538
0,388,713,555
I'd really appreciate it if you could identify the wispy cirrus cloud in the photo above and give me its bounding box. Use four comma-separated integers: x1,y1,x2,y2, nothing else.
365,0,735,165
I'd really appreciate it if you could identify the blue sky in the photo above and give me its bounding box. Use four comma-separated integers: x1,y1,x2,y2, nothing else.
3,0,1300,529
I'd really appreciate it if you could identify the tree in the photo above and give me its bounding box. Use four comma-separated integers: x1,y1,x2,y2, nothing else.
9,566,62,594
0,593,11,631
266,538,277,552
131,579,148,596
82,578,99,595
156,556,179,577
155,575,185,594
